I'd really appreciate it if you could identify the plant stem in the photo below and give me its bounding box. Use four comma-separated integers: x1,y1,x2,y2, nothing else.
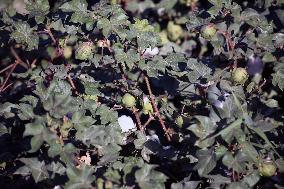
132,107,144,133
144,76,171,141
45,28,57,44
10,47,29,69
143,115,154,128
0,60,19,92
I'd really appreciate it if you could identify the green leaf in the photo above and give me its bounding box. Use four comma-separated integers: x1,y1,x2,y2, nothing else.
10,22,39,51
194,148,217,176
137,32,161,49
46,161,66,179
272,62,284,90
24,118,58,152
273,33,284,48
206,118,243,142
97,11,130,38
15,158,49,183
242,171,260,187
186,58,212,82
0,123,9,136
222,151,247,173
205,174,231,187
96,104,118,125
188,116,216,148
171,181,201,189
134,131,147,149
97,18,111,37
114,47,140,69
241,142,259,163
135,164,168,189
65,164,95,189
0,102,16,118
60,0,92,24
157,0,177,10
25,0,50,23
71,111,95,131
17,103,35,120
227,182,250,189
76,124,123,164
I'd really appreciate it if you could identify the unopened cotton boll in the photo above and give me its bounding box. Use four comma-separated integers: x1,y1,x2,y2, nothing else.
118,115,137,133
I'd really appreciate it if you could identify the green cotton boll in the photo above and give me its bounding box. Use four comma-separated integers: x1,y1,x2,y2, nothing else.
258,160,277,177
143,96,153,115
175,116,184,128
167,21,183,41
122,93,136,108
214,145,227,160
63,46,73,59
133,19,155,32
159,31,169,45
47,46,57,59
75,42,94,60
232,68,249,84
85,21,94,31
201,24,217,39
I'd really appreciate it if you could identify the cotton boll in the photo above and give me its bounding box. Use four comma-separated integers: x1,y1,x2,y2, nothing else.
118,115,137,133
213,100,224,109
247,54,264,76
146,134,160,144
143,47,159,59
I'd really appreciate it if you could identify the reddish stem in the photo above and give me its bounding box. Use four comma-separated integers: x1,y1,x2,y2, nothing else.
10,47,29,69
0,61,19,92
132,107,144,134
144,76,171,141
143,115,154,128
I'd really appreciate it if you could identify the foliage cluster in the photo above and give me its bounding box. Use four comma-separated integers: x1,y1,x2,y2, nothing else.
0,0,284,188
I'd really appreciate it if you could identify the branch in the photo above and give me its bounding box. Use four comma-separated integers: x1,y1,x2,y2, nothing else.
45,28,57,44
143,115,154,128
144,76,171,141
10,47,29,69
0,61,19,92
132,107,144,134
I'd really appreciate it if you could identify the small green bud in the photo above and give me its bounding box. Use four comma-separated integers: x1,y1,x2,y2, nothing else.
47,46,57,59
75,42,94,60
60,121,73,137
96,178,104,189
105,180,113,189
214,145,227,159
122,93,136,108
259,160,277,177
133,19,155,32
201,24,217,39
85,21,94,31
143,96,153,114
175,116,184,128
63,46,73,59
232,68,249,84
159,31,169,45
167,21,183,41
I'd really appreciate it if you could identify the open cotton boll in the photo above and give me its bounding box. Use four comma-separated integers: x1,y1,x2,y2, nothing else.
118,115,137,133
247,54,263,76
143,47,159,59
146,134,160,144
